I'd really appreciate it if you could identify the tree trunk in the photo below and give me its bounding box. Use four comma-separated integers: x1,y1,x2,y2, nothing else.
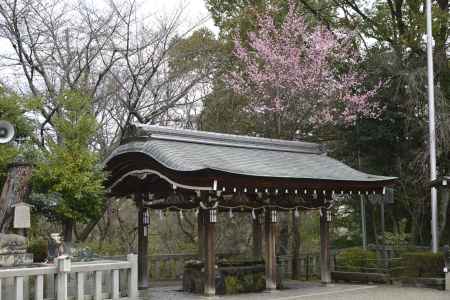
409,216,418,246
63,220,74,255
0,161,33,232
75,219,101,242
436,0,449,101
391,212,399,235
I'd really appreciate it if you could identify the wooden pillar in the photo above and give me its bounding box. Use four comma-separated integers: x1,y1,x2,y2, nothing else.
320,207,331,283
198,209,205,261
204,209,216,297
137,193,149,290
252,211,263,258
291,210,301,279
264,209,277,290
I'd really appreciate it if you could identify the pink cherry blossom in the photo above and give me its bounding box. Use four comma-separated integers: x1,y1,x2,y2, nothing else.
227,0,382,128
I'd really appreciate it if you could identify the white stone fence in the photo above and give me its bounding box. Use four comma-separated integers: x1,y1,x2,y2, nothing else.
0,254,138,300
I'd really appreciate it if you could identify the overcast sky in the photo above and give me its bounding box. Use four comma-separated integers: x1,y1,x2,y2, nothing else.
0,0,218,88
141,0,217,34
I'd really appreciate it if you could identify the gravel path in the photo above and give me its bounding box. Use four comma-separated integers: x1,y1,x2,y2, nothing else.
140,281,450,300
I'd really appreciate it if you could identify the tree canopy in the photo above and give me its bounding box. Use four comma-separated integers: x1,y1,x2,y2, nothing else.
30,91,105,236
0,87,32,186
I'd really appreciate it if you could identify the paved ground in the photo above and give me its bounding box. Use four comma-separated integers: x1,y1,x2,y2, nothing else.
140,281,450,300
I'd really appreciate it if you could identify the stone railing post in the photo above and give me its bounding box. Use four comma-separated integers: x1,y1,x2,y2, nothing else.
35,275,44,300
56,255,71,300
128,254,138,299
444,245,450,291
15,276,24,300
76,272,85,300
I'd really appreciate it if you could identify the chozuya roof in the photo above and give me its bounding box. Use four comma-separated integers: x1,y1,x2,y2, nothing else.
105,124,396,192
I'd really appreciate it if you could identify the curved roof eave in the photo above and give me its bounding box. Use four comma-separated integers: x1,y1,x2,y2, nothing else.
105,140,396,184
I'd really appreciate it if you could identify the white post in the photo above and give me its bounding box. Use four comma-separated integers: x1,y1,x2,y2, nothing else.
15,276,24,300
45,274,55,300
128,254,138,299
57,273,68,300
426,0,438,253
112,270,120,300
35,275,44,300
446,272,450,291
56,256,71,300
95,271,102,300
77,272,85,300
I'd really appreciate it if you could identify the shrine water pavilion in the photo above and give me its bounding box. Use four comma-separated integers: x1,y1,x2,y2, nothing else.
104,124,396,297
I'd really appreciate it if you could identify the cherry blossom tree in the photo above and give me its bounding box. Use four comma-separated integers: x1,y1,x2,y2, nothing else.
227,1,381,136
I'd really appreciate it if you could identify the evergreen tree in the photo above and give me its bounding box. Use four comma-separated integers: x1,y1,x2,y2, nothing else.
31,91,105,248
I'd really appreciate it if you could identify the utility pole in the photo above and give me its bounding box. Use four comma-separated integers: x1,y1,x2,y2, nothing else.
426,0,438,253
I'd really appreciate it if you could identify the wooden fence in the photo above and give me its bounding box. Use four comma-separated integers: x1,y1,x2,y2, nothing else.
0,254,137,300
278,253,325,280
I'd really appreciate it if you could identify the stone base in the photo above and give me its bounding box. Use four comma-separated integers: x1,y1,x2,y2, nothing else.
183,261,267,295
0,253,33,267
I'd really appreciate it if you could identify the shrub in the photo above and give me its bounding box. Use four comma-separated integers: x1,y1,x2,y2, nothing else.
27,240,48,262
399,252,444,278
224,276,242,294
241,273,265,292
336,247,377,272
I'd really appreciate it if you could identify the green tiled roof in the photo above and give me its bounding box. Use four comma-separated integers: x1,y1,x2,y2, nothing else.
105,125,395,184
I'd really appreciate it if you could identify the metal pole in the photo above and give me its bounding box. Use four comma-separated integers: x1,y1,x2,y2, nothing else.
426,0,438,253
361,196,367,250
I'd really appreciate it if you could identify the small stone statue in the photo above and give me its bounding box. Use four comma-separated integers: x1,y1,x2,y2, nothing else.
47,233,65,261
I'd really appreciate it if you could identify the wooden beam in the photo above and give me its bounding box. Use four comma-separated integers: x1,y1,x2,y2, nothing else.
252,211,263,258
265,209,277,290
137,193,150,290
204,209,216,297
320,207,331,283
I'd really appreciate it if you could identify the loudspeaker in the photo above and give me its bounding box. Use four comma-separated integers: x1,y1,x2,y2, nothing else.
0,120,15,144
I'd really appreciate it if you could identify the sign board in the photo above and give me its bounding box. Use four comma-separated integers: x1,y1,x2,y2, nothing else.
12,203,31,229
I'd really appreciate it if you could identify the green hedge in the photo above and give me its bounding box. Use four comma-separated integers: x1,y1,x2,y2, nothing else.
224,273,265,294
27,240,47,262
335,247,377,272
399,252,444,278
